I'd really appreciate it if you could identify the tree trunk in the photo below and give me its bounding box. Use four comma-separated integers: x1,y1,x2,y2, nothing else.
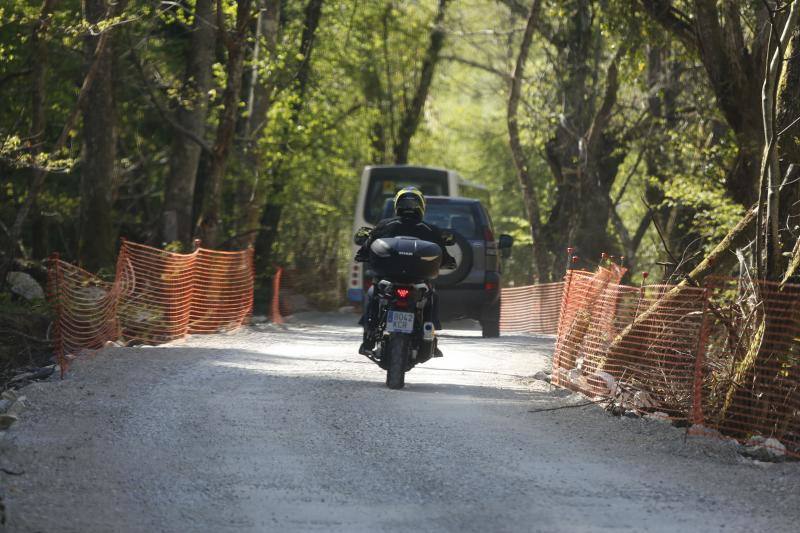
78,0,118,272
196,0,253,247
393,0,449,164
29,0,59,260
539,3,629,277
539,0,597,275
776,25,800,265
234,0,282,249
506,0,549,282
253,0,324,271
162,0,216,247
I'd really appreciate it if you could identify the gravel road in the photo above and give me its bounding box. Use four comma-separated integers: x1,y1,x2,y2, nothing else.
1,313,799,532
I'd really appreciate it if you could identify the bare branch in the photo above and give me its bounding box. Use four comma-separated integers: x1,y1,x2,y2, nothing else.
440,54,510,80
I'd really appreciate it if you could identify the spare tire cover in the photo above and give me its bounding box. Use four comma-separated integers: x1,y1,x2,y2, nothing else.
436,231,473,286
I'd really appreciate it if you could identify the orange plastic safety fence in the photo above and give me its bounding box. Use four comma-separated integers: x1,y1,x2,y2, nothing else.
695,277,800,455
47,240,254,374
500,282,564,335
47,256,122,377
551,267,800,457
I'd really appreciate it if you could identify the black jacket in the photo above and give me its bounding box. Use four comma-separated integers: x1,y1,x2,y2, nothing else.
356,216,455,266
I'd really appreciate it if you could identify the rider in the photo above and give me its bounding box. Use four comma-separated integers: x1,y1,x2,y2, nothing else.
356,186,455,356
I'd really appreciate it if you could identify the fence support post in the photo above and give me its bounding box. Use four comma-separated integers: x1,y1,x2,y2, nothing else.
692,287,711,427
271,267,284,324
47,252,65,379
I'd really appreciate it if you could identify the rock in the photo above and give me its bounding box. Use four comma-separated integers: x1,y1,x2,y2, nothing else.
645,411,670,423
6,271,45,301
0,414,18,430
744,435,787,460
5,396,27,417
532,371,551,383
591,371,617,396
763,437,785,455
1,390,18,402
633,391,656,409
77,285,108,303
0,399,11,413
567,368,583,384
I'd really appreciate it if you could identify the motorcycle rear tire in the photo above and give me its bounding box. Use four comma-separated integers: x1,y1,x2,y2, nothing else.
386,334,407,389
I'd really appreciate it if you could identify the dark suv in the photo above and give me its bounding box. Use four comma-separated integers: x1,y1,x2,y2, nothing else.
381,196,513,337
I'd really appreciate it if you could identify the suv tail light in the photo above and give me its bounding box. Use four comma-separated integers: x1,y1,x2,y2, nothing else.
484,228,494,242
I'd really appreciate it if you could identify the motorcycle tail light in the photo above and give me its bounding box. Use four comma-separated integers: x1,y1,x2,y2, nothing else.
395,288,410,299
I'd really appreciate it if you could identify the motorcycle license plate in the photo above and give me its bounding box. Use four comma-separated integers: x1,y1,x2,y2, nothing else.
386,311,414,333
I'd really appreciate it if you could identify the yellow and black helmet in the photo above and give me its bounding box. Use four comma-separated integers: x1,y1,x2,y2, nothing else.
394,187,426,220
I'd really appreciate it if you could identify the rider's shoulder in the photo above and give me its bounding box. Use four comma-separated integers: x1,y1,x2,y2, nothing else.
417,220,439,233
372,216,401,233
379,216,403,227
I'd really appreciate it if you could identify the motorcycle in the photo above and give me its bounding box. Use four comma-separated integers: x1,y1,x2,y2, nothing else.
354,229,455,389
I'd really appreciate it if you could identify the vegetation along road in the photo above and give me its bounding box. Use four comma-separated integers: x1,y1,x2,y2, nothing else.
2,315,798,532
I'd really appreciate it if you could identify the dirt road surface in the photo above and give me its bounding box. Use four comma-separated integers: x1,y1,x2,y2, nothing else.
2,313,798,532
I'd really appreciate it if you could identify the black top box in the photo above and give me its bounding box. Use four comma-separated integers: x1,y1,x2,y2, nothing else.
368,237,443,282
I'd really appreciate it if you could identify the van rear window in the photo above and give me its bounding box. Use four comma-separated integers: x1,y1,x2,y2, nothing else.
364,172,448,224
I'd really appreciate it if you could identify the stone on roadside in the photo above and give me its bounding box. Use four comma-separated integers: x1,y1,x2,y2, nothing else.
645,411,670,423
0,413,18,430
532,371,550,383
591,371,617,396
1,390,18,402
6,396,27,417
744,435,786,460
6,271,45,301
633,390,656,409
567,368,583,384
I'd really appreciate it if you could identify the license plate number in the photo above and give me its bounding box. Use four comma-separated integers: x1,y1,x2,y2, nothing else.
386,311,414,333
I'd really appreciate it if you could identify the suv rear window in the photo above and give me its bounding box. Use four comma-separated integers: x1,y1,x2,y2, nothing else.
380,199,484,240
425,203,481,239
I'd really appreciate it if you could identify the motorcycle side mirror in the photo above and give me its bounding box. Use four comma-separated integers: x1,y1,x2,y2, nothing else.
354,226,372,246
498,234,513,258
441,230,456,246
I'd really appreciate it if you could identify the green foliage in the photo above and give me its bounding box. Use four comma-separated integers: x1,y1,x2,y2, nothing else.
0,0,763,302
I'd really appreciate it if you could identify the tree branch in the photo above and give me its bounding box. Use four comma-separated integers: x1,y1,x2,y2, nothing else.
129,51,213,154
440,54,510,81
637,0,697,51
585,46,625,153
